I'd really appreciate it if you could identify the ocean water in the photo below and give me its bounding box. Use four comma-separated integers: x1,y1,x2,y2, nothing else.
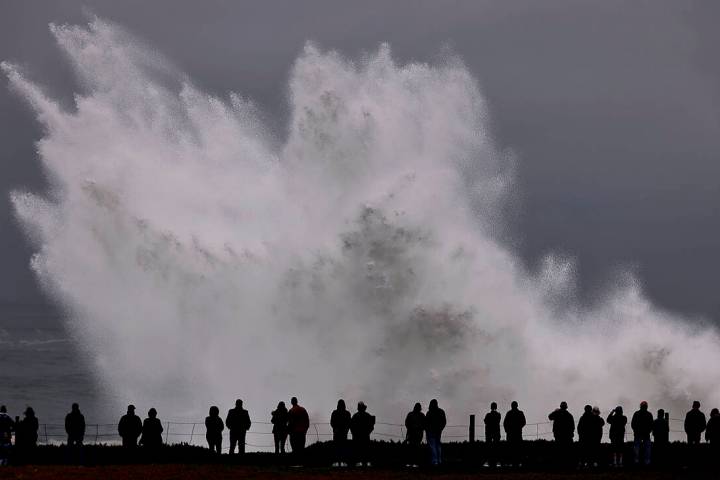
0,305,102,425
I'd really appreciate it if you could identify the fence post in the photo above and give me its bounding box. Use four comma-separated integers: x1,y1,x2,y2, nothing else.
190,423,195,445
44,424,48,444
95,424,99,444
469,414,475,442
165,422,170,444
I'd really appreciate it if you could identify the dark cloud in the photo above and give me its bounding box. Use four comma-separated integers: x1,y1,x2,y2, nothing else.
1,0,719,319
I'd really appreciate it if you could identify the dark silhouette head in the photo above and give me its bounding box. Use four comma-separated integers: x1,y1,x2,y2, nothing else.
357,401,367,412
584,405,592,414
692,401,701,410
657,408,665,419
127,404,135,414
490,402,497,411
291,397,298,406
148,408,157,418
664,412,669,421
71,403,80,412
592,406,600,415
209,406,219,417
615,406,623,415
337,399,346,411
235,399,243,408
24,407,35,417
429,399,439,410
560,401,568,410
640,401,648,411
0,406,6,413
511,401,518,409
711,408,719,417
413,402,422,413
277,401,286,410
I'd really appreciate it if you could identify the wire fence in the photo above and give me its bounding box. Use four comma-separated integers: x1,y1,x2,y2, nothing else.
25,417,691,452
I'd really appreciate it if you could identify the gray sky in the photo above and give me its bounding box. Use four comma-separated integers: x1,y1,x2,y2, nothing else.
1,0,719,320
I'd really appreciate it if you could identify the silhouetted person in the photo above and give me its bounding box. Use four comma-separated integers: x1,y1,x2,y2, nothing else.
271,401,289,454
15,407,39,462
651,408,669,466
425,399,446,466
118,404,142,448
548,401,575,466
590,407,604,467
330,399,351,466
139,408,163,451
287,397,309,459
577,405,594,467
350,402,375,467
65,403,85,447
484,402,501,467
685,401,706,444
226,399,251,455
607,406,627,467
0,406,13,466
577,405,604,467
652,409,669,444
503,401,526,467
405,402,425,467
631,401,653,465
205,406,224,454
706,408,720,460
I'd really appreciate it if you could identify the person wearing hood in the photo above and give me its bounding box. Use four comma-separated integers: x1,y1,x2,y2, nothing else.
706,408,720,461
577,405,594,467
425,399,447,466
330,399,351,466
271,401,289,454
405,402,425,467
205,406,224,454
139,408,164,451
350,402,375,467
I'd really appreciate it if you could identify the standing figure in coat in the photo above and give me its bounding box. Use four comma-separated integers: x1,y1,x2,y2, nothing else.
330,399,351,466
504,401,526,467
226,399,251,455
425,399,446,466
271,401,289,454
205,406,224,454
685,401,706,444
287,397,310,461
350,402,375,467
15,407,39,464
405,403,425,468
484,402,501,467
65,403,85,447
706,408,720,462
631,401,653,466
118,405,142,449
652,409,669,466
139,408,164,452
0,406,13,466
607,406,627,467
